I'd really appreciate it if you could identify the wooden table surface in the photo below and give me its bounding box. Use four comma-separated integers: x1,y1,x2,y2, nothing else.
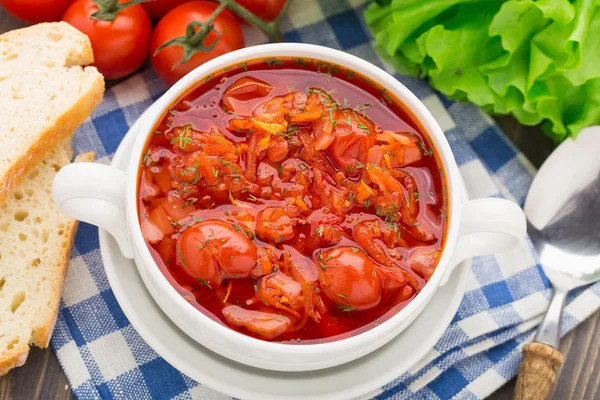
1,9,600,400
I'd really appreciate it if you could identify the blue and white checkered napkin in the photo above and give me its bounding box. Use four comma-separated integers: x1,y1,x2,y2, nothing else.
51,1,600,399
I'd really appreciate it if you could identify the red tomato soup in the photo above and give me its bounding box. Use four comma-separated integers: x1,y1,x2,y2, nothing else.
138,58,448,343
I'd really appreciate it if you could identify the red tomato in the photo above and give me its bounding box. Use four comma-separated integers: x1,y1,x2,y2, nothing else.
234,0,286,21
141,0,189,18
0,0,75,23
150,1,244,86
63,0,152,80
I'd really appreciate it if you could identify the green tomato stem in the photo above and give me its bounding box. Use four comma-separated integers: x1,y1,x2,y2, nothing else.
215,0,290,43
188,2,229,47
155,0,289,70
90,0,151,21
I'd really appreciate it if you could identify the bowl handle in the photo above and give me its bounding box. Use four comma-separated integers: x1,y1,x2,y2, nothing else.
440,198,527,286
52,162,133,259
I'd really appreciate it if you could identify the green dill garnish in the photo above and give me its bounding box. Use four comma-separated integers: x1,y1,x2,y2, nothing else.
315,226,325,236
379,88,392,104
329,108,336,129
414,191,420,201
288,140,301,146
170,125,193,150
412,222,421,227
348,165,354,175
248,194,258,202
418,140,433,156
295,57,308,67
319,261,333,269
299,164,308,171
337,293,348,298
197,279,212,289
219,159,231,167
142,152,153,167
346,69,356,79
211,166,219,178
345,114,352,126
176,248,187,266
184,166,199,182
355,160,365,169
337,304,355,312
287,125,300,134
184,197,198,207
306,87,335,103
153,130,163,135
347,191,356,202
351,247,360,253
376,201,400,223
364,199,371,209
357,122,371,135
241,225,255,240
265,57,284,67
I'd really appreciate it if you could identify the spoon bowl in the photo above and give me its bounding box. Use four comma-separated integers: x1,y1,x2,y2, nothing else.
515,126,600,400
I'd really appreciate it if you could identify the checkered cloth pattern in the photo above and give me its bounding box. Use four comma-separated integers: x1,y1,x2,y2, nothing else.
49,1,600,399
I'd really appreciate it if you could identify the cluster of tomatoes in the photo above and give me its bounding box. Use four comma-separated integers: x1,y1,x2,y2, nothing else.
1,0,286,84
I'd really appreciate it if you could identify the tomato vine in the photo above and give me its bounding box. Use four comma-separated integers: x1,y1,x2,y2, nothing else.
154,0,290,67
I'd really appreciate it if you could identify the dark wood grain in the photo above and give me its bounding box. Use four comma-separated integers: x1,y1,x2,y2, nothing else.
0,9,599,400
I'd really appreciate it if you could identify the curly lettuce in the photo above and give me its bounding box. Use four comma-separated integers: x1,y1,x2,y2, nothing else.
365,0,600,143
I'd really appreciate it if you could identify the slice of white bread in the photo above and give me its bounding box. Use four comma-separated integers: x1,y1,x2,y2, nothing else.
0,140,94,376
0,22,104,205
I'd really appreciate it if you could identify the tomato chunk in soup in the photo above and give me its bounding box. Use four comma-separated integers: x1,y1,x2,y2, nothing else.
138,58,447,343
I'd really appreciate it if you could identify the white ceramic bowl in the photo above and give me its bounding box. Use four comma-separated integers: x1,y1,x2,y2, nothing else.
53,43,526,372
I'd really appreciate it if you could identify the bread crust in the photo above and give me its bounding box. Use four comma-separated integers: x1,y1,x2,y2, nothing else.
0,151,95,376
0,75,104,205
0,22,105,205
32,152,95,349
0,343,29,377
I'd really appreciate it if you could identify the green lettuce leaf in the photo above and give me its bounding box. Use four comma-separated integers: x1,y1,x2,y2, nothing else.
365,0,600,143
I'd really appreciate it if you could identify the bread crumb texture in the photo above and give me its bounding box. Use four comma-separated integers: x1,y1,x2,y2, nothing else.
0,142,91,375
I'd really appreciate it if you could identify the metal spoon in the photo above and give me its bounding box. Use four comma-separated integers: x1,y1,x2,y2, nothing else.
514,126,600,400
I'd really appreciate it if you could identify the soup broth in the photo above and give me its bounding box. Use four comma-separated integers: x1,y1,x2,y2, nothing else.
137,58,448,343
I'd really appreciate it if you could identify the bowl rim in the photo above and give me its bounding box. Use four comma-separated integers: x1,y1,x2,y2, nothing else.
122,43,463,362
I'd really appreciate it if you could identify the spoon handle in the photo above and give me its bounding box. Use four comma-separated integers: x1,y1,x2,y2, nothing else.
513,289,567,400
514,342,563,400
